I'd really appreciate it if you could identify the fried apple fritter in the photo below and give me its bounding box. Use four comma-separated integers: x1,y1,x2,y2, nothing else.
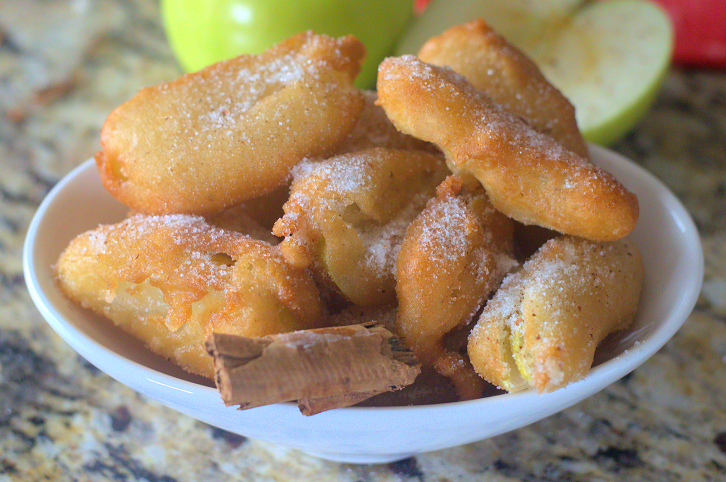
97,31,366,215
467,236,644,393
334,90,437,155
417,19,589,158
376,56,639,242
55,214,324,378
206,203,280,244
272,147,449,306
395,176,516,400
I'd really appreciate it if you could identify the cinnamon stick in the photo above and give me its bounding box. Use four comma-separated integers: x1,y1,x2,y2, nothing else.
205,322,421,415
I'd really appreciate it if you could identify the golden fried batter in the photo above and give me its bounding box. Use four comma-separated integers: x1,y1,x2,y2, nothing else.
206,203,280,244
334,90,436,155
418,19,589,158
97,31,366,215
55,214,324,378
467,236,644,393
273,147,449,306
395,176,516,400
376,56,639,241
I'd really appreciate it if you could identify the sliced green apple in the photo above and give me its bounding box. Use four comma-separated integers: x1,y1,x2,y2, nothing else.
395,0,673,146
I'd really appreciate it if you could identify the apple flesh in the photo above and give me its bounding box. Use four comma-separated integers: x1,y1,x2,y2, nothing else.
161,0,414,89
396,0,673,146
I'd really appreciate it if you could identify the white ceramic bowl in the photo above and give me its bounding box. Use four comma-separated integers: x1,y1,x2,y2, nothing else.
24,145,703,464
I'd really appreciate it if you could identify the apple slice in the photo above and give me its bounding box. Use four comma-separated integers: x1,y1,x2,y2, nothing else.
395,0,673,146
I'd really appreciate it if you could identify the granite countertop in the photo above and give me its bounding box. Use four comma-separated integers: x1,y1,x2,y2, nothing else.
1,1,725,480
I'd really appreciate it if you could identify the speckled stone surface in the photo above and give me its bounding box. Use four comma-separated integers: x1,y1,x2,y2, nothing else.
1,1,725,480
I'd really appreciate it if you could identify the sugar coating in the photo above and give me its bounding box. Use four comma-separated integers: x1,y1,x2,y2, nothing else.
469,235,644,393
275,147,448,306
377,55,639,241
99,31,366,215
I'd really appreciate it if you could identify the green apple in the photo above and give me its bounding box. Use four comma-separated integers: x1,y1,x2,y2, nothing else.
160,0,413,89
395,0,673,146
